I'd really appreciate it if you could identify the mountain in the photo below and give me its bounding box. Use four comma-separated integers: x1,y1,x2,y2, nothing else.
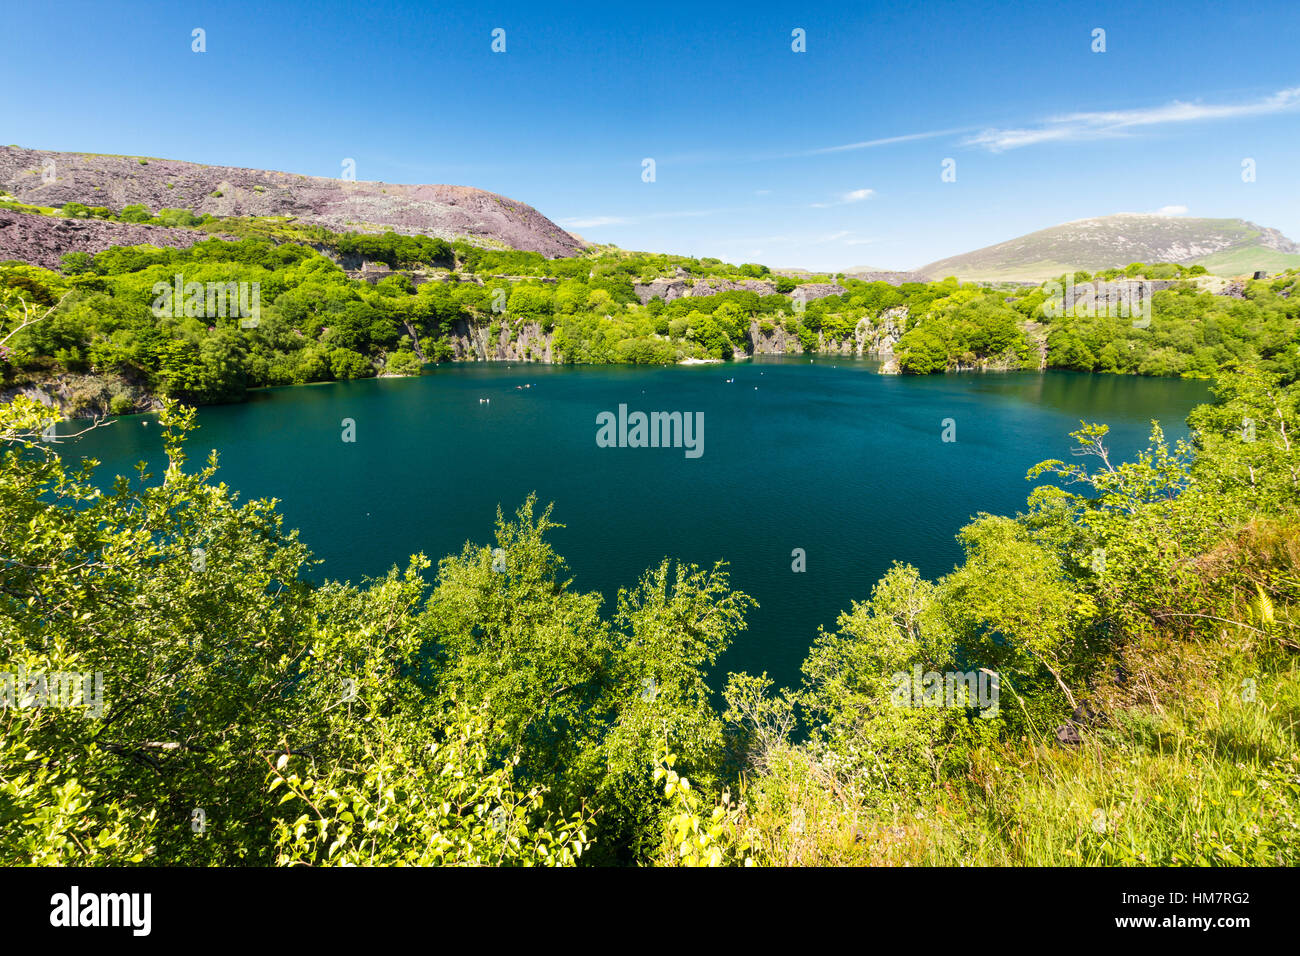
0,145,582,257
917,214,1300,281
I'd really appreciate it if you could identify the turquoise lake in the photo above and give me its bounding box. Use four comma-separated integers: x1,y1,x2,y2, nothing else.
66,358,1211,691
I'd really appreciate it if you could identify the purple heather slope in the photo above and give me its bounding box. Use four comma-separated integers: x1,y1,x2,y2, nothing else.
0,145,583,258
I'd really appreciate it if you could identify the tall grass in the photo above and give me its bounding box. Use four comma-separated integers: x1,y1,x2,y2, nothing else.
724,614,1299,867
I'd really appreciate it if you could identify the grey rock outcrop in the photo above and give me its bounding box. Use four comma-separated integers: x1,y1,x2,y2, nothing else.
632,277,778,304
1059,278,1178,314
790,283,847,305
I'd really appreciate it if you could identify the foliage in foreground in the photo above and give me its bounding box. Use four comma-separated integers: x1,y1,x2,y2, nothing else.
722,368,1300,865
1,367,1298,865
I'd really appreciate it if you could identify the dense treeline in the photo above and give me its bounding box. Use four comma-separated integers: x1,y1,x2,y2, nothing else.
891,265,1300,379
0,239,817,410
1041,281,1300,379
2,365,1296,865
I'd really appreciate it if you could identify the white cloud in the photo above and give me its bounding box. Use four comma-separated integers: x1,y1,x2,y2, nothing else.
964,87,1300,152
811,188,875,208
1153,205,1189,216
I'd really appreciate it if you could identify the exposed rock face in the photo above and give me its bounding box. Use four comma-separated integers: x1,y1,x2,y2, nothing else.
0,145,582,258
447,320,555,363
1059,279,1179,314
840,270,931,285
790,282,847,305
868,306,911,373
747,305,909,358
631,277,853,306
868,307,908,356
632,277,778,304
747,320,803,355
0,209,221,269
443,300,912,366
0,370,160,418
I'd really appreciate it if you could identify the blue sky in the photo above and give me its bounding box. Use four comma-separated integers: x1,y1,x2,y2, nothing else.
4,0,1299,270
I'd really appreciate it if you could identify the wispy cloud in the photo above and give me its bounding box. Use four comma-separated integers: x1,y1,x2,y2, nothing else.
799,128,967,156
1153,204,1189,216
811,187,875,208
965,87,1300,152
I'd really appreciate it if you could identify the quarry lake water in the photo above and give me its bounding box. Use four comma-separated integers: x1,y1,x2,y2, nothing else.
68,357,1211,691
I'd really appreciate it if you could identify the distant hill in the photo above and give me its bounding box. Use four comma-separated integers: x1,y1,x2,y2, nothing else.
842,267,930,283
918,214,1300,281
774,266,930,284
0,145,583,257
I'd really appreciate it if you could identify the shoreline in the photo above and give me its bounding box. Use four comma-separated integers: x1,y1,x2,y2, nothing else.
19,354,1220,425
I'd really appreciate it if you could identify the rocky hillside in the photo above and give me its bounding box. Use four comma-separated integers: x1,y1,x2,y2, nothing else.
0,209,223,269
773,267,930,285
0,145,583,257
841,268,931,284
919,214,1300,281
